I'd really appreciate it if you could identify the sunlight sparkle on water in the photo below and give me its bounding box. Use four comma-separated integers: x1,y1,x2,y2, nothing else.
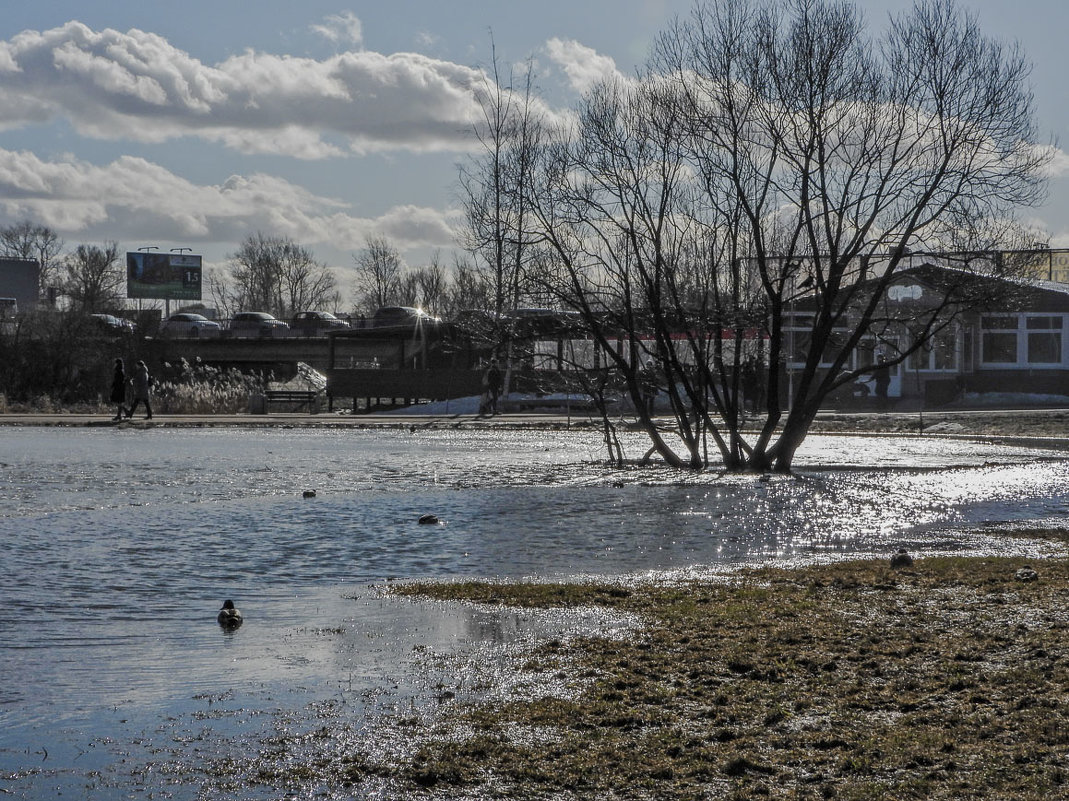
0,426,1066,800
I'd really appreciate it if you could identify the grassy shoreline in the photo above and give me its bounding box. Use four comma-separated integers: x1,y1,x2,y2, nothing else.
382,542,1069,799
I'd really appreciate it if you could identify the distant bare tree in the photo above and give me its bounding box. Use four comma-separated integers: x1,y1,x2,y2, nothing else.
0,220,64,302
205,268,236,319
63,242,124,313
397,252,449,316
215,233,339,319
353,234,404,314
443,255,492,318
277,250,341,316
458,39,544,318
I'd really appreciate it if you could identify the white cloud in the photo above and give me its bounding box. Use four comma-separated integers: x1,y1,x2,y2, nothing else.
0,148,458,258
1040,144,1069,178
544,37,623,94
0,21,489,157
372,204,461,247
415,31,441,49
311,11,364,47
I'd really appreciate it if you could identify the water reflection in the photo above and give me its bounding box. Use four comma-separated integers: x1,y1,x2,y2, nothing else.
0,426,1067,799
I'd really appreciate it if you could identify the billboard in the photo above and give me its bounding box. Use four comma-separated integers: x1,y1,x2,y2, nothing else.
1048,249,1069,284
0,257,40,309
127,252,202,300
1014,248,1069,285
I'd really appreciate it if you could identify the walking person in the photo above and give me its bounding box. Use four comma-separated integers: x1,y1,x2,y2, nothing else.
126,360,154,420
109,358,127,421
484,359,503,415
873,354,891,411
639,359,658,416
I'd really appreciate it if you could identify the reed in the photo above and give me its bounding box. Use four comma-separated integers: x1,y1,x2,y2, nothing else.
152,358,266,414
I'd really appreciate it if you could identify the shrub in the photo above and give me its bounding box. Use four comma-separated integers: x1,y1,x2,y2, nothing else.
153,358,266,414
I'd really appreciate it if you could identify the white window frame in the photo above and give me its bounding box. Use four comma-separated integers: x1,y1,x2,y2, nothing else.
1025,315,1065,367
979,313,1067,369
980,315,1021,367
906,325,960,373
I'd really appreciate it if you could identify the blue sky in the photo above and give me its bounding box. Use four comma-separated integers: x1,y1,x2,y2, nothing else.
0,0,1066,289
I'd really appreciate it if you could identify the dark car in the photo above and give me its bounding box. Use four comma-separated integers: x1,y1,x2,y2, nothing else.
229,311,289,337
290,310,351,336
90,313,136,334
371,306,440,328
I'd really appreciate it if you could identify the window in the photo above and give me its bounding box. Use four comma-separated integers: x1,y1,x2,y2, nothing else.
564,339,598,370
855,339,900,371
906,328,957,371
981,316,1018,364
784,315,811,366
1027,316,1063,364
788,329,811,365
784,316,845,367
980,314,1066,366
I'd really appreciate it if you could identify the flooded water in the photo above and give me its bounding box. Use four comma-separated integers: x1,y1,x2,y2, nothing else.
1,425,1067,798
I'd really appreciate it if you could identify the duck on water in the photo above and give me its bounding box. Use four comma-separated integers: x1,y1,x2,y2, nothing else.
217,599,243,629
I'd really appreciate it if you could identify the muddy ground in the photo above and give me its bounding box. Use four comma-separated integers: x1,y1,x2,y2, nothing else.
809,408,1069,440
382,548,1069,800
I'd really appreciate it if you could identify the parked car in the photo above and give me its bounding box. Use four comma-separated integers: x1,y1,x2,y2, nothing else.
371,306,440,328
290,310,350,336
90,313,136,334
160,312,222,338
229,311,289,336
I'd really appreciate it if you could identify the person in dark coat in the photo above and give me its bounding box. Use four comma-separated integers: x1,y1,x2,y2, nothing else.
109,358,127,421
126,360,153,420
873,355,891,410
484,360,503,415
639,359,658,416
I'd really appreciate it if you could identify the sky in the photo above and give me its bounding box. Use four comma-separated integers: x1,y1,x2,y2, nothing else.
0,0,1066,299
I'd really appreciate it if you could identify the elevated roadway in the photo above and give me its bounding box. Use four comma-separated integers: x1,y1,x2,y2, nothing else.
157,334,397,371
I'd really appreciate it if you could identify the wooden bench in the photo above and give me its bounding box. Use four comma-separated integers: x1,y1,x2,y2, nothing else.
264,389,319,412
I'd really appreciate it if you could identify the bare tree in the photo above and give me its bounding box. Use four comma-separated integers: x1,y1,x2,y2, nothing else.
215,233,339,319
353,234,404,314
63,242,124,313
458,39,545,317
524,0,1048,472
205,268,237,319
397,251,449,315
277,249,341,316
444,255,492,317
0,220,64,302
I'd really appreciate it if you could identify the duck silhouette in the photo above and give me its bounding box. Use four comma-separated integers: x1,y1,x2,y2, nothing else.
889,549,913,569
217,599,243,629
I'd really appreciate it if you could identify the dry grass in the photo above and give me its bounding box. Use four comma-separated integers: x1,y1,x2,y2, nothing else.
808,409,1069,439
152,358,265,414
386,549,1069,799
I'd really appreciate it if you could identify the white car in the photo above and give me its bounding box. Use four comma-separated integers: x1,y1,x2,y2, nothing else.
161,312,222,338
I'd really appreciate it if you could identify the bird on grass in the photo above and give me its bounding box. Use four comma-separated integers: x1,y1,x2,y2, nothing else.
889,549,913,569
